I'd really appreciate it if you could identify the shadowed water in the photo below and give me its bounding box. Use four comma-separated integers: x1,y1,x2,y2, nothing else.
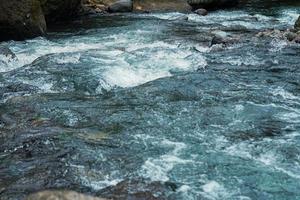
0,3,300,200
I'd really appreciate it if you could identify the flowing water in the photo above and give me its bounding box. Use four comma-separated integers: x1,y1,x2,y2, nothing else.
0,3,300,200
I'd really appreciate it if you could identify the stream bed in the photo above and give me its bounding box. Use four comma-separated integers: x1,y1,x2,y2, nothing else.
0,3,300,200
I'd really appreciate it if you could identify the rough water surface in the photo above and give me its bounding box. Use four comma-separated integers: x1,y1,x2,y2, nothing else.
0,4,300,200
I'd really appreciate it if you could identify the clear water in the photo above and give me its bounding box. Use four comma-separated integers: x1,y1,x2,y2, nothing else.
0,4,300,200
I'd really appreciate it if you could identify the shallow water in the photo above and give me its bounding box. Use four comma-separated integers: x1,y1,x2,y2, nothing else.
0,4,300,200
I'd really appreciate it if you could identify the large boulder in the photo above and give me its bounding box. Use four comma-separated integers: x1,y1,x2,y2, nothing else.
295,16,300,31
187,0,238,9
0,0,46,41
0,0,82,41
133,0,192,12
40,0,82,23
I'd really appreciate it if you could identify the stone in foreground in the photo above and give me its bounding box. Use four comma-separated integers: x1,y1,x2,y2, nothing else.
26,190,107,200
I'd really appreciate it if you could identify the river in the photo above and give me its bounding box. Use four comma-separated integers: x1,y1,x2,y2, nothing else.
0,2,300,200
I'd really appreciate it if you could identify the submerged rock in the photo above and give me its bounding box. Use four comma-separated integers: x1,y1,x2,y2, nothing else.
26,190,107,200
0,0,46,41
108,0,133,13
97,179,179,199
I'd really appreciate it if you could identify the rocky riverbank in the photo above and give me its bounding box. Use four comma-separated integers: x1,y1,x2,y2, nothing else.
1,0,242,41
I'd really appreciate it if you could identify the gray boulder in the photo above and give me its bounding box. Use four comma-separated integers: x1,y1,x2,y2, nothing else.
108,0,133,13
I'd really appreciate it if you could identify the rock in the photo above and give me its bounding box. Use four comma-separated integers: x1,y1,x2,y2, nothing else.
172,15,189,21
187,0,238,9
26,190,107,200
108,0,133,13
41,0,82,24
285,31,297,41
0,46,16,59
133,0,191,12
0,0,47,41
194,8,208,16
97,179,179,200
211,35,226,46
295,16,300,31
294,36,300,43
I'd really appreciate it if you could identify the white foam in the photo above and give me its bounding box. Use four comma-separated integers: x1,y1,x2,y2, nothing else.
140,139,192,182
55,53,81,64
201,181,232,200
269,38,288,52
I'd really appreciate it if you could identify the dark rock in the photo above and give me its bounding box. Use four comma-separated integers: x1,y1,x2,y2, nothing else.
187,0,238,9
97,179,179,200
108,0,133,13
295,16,300,31
41,0,82,24
0,0,46,41
133,0,191,12
194,8,208,16
0,0,82,41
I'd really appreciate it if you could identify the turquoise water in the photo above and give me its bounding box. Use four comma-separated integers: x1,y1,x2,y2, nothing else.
0,5,300,200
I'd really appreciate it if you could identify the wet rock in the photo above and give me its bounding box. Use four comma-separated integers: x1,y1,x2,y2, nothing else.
284,31,297,41
194,8,208,16
187,0,238,10
108,0,133,13
133,0,191,12
295,16,300,31
26,190,107,200
294,35,300,43
174,15,189,21
0,46,16,59
210,31,228,46
0,0,47,41
97,179,179,200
